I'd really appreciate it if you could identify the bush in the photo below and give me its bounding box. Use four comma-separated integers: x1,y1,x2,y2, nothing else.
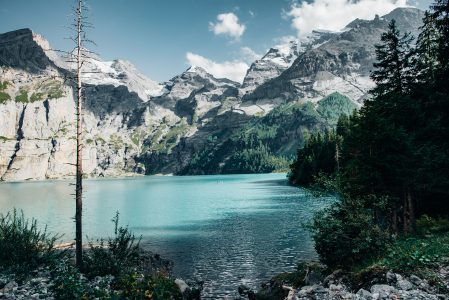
15,90,28,103
83,212,141,278
309,201,389,269
52,260,87,299
0,209,62,274
115,272,181,300
382,232,449,272
0,91,11,104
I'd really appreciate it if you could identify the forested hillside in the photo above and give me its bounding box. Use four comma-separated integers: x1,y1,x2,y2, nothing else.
288,0,449,271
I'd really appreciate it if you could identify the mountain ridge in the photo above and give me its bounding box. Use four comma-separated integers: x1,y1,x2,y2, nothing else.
0,7,425,180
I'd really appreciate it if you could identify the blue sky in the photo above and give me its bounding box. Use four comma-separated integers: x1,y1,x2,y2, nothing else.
0,0,433,83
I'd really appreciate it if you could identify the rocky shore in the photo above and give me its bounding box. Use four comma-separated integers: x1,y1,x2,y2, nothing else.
0,251,202,300
239,267,449,300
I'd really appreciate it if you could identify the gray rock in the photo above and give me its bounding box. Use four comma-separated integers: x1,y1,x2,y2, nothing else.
409,275,423,286
370,284,395,298
396,278,413,291
3,281,18,292
356,288,373,299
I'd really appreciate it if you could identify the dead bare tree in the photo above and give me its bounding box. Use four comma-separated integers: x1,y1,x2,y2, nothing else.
74,0,84,269
63,0,97,269
44,0,100,269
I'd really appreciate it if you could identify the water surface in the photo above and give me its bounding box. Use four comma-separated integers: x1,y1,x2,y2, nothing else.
0,173,330,298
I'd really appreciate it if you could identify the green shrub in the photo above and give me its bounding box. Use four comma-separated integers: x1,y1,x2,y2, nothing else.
83,212,141,278
52,260,88,300
115,273,181,300
15,90,29,103
30,92,44,102
381,232,449,272
0,81,9,90
0,91,11,104
0,209,62,274
48,87,64,99
416,215,449,235
309,201,389,269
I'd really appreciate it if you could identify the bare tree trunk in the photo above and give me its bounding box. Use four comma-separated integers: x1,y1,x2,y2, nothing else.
392,207,398,235
403,190,410,235
407,189,415,234
75,0,83,269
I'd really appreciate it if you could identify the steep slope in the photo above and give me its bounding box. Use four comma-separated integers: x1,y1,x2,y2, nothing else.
0,29,158,180
178,92,357,175
243,8,424,106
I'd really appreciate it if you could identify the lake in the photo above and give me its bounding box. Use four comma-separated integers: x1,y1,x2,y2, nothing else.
0,173,330,298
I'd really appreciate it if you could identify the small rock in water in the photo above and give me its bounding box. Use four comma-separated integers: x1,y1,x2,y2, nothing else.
175,278,189,293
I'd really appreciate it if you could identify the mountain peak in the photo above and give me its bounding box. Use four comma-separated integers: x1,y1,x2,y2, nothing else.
185,65,208,75
0,28,58,73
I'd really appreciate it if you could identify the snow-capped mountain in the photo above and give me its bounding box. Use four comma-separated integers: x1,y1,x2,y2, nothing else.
244,7,424,106
0,7,426,180
240,40,299,96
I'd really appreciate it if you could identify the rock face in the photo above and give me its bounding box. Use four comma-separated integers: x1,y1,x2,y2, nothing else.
0,7,426,181
243,8,424,106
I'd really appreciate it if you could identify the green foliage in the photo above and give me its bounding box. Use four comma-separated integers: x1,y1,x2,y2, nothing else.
0,81,10,91
416,215,449,235
47,87,64,99
288,130,341,187
0,92,11,104
83,212,141,278
115,273,181,300
371,19,414,96
223,144,290,174
109,134,124,151
304,3,449,274
30,92,44,102
0,209,62,275
52,260,88,300
381,233,449,272
316,92,358,124
309,200,390,269
181,99,354,175
151,121,190,154
15,90,29,103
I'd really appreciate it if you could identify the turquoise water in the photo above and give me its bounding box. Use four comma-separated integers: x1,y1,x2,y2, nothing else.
0,173,329,298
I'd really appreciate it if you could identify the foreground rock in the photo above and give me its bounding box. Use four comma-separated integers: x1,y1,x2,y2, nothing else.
246,269,448,300
0,251,202,300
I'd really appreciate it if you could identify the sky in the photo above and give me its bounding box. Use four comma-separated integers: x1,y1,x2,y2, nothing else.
0,0,433,83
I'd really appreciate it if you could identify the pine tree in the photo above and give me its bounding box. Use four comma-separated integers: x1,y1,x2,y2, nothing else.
414,11,440,83
371,20,414,97
432,0,449,80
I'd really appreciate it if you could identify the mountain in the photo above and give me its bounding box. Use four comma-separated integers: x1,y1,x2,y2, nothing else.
0,7,425,181
243,8,424,106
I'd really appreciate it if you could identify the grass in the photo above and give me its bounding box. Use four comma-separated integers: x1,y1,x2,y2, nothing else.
348,217,449,292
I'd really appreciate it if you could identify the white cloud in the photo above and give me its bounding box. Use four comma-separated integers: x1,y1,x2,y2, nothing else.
186,52,249,83
285,0,409,38
209,12,246,40
240,47,263,63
